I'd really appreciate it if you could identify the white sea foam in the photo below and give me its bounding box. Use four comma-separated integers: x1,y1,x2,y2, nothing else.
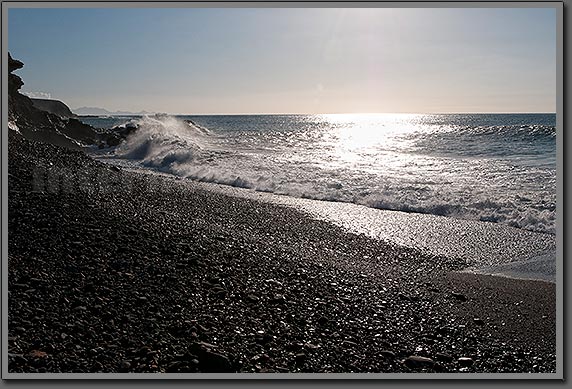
108,114,556,235
115,115,209,172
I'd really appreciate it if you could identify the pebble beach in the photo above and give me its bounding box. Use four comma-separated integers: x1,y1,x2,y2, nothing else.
7,131,556,374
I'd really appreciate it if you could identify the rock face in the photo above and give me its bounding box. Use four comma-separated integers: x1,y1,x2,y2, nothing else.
8,53,122,150
9,54,35,126
31,98,77,119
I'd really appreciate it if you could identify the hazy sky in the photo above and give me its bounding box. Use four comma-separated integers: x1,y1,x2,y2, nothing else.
8,7,556,114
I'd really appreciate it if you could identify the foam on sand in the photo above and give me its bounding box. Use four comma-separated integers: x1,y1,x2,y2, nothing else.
191,181,556,282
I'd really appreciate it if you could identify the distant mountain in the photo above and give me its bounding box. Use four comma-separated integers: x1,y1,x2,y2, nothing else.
73,106,153,116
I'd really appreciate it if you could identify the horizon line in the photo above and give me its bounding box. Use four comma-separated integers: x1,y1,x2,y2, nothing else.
74,111,557,116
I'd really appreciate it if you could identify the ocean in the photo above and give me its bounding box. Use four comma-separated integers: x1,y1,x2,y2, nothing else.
83,113,556,236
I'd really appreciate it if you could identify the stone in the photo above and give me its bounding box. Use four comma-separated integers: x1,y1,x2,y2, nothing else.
458,357,474,367
9,53,24,72
270,294,286,304
295,353,306,365
200,351,233,373
380,350,396,360
403,356,435,369
435,352,454,362
342,340,358,347
28,350,47,358
246,294,259,303
286,342,304,352
119,360,131,371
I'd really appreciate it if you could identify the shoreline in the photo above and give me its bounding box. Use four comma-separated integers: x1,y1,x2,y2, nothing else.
196,180,557,282
8,132,556,374
105,163,556,284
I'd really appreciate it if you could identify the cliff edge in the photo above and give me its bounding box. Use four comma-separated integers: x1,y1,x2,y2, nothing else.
31,98,77,119
8,53,122,149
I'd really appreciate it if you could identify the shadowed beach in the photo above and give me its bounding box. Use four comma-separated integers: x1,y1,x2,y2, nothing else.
8,128,556,373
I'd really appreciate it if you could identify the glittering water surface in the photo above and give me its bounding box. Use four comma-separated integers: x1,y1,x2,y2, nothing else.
85,113,556,234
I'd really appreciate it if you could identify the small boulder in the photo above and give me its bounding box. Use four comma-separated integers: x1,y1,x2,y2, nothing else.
403,356,435,369
435,352,454,362
380,350,396,360
200,350,233,373
246,294,259,303
119,360,131,372
458,357,474,367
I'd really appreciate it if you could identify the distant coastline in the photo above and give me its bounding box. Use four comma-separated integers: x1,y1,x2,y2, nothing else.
73,106,154,116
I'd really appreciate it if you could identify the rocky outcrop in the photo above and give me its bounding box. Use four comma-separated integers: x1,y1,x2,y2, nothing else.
9,54,36,126
109,122,139,138
31,98,77,119
8,53,122,149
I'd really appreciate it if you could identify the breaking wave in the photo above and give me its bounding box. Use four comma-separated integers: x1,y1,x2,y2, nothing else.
108,114,556,235
115,115,214,174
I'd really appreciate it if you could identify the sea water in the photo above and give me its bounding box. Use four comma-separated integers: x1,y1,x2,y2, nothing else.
84,113,556,235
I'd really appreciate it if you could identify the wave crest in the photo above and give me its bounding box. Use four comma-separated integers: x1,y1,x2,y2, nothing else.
108,114,555,235
115,115,210,172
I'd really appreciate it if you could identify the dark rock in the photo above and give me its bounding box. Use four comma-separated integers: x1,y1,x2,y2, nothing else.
398,292,412,301
435,352,454,362
451,292,468,302
188,341,233,372
31,98,76,119
380,350,396,360
403,356,435,369
246,294,259,303
8,53,129,150
260,333,275,344
110,122,139,137
119,360,131,372
286,342,304,352
200,351,233,373
433,362,445,372
473,318,485,326
458,357,474,367
28,350,47,358
9,53,24,72
166,361,182,373
304,343,320,350
91,361,104,372
269,294,286,304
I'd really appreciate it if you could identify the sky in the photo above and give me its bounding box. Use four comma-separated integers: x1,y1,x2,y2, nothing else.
8,7,557,114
